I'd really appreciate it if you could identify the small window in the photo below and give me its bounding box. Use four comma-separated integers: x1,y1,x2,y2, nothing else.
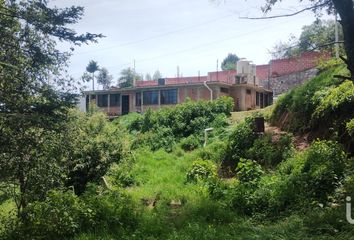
136,92,141,106
161,89,177,104
110,93,120,106
97,94,108,107
220,87,229,94
235,76,241,84
143,90,159,105
246,89,251,94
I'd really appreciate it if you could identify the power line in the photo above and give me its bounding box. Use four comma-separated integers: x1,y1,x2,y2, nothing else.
76,13,237,55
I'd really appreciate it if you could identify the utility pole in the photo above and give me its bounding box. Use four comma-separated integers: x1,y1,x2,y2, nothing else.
334,10,339,59
177,66,180,78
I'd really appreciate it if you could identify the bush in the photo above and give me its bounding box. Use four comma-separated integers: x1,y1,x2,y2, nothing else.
12,188,138,239
131,96,233,139
18,191,85,239
229,140,347,217
132,127,176,152
197,139,227,163
180,135,201,151
224,118,256,166
246,133,294,167
107,163,135,188
186,159,217,183
236,158,264,184
65,110,126,194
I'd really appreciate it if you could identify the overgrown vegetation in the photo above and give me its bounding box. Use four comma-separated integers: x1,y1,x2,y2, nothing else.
1,2,354,236
271,65,354,154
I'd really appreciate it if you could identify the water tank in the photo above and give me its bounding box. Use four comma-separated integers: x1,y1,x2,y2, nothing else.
236,60,251,75
158,78,165,85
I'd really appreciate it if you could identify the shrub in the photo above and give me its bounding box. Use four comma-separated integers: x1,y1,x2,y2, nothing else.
18,190,86,239
346,118,354,136
229,140,347,217
186,159,217,183
224,118,256,166
180,135,201,151
236,158,264,184
81,187,137,232
198,139,227,163
65,110,126,194
107,163,135,188
135,96,233,138
132,127,175,152
246,133,294,167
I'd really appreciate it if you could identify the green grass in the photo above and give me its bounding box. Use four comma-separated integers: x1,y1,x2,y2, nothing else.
74,143,354,240
231,105,274,123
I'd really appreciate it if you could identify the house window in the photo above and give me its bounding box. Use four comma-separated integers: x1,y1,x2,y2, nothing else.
220,87,229,94
235,76,241,84
161,89,177,104
136,92,142,106
256,92,260,106
110,93,120,106
97,94,108,107
143,90,158,105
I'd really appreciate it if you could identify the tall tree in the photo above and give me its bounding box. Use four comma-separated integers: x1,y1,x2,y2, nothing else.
153,70,162,80
97,67,113,90
86,60,99,90
145,73,152,81
0,0,102,215
261,0,354,81
221,53,240,71
118,67,140,88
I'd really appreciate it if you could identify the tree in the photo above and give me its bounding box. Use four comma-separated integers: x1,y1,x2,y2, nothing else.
86,60,99,90
261,0,354,81
0,0,102,216
145,73,152,81
221,53,240,71
97,67,113,90
153,70,162,80
118,68,140,88
271,20,344,59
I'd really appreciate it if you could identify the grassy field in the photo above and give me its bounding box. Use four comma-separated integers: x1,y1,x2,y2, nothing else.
74,145,350,240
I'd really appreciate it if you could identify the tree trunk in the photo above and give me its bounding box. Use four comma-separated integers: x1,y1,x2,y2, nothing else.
332,0,354,81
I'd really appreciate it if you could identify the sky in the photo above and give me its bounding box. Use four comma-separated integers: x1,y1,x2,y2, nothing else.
51,0,332,88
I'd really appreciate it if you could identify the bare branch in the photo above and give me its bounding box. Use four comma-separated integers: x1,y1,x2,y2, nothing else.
239,2,329,20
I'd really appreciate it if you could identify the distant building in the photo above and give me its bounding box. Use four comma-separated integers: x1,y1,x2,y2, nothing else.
84,59,272,116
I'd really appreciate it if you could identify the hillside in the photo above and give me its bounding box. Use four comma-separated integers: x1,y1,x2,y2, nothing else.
1,69,354,239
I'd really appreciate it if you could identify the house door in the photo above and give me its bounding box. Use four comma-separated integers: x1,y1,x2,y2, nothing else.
121,95,130,115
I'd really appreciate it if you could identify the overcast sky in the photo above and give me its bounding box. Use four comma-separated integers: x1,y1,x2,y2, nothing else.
52,0,332,87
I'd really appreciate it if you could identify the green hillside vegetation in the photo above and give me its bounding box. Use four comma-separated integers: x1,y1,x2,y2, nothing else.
1,66,354,239
270,64,354,153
